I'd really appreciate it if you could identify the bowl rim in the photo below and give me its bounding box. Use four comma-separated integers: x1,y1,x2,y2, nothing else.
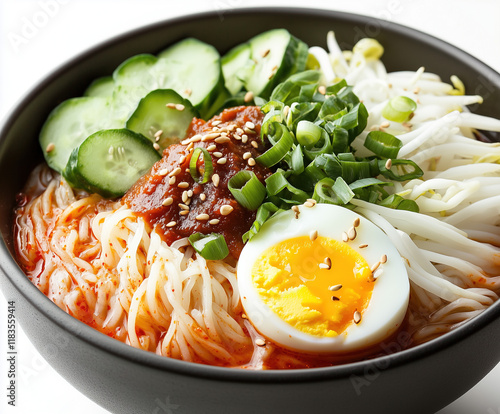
1,6,500,384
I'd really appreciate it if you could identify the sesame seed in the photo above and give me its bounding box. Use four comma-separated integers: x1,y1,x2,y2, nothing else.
347,227,357,240
271,65,278,72
324,257,332,268
371,261,381,273
331,296,340,301
306,198,317,206
373,268,383,280
241,313,247,319
187,190,193,198
169,167,182,177
354,311,362,324
385,159,392,170
212,174,220,187
329,284,342,292
181,138,191,145
175,104,185,111
178,182,189,189
190,135,202,143
248,158,256,166
212,120,222,126
158,168,169,176
215,137,230,144
166,103,176,109
380,121,390,128
209,219,220,225
186,142,194,151
154,130,163,138
245,121,255,130
291,205,300,219
181,191,188,203
244,91,254,102
179,210,189,216
319,263,330,270
200,193,206,201
213,152,223,158
304,201,315,208
241,135,248,144
217,158,227,165
162,197,173,206
196,213,210,221
184,88,192,96
318,85,327,95
178,203,190,210
169,176,176,185
413,86,420,94
243,152,252,160
212,126,220,132
179,155,186,164
166,221,176,227
261,49,270,58
359,244,368,249
309,230,318,241
207,144,217,151
202,132,221,141
237,128,244,135
234,134,242,141
153,143,160,151
255,338,266,347
220,205,233,215
342,232,349,243
244,127,255,134
251,141,259,148
353,217,361,228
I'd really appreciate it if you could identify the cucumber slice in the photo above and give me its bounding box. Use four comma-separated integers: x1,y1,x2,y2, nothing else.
84,76,114,98
126,89,197,150
63,129,161,198
157,38,226,118
40,97,122,173
222,42,251,95
244,29,309,98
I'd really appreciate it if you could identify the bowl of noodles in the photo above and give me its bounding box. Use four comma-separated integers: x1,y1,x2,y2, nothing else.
1,7,500,414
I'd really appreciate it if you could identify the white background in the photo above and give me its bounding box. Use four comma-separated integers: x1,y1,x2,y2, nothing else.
1,1,500,413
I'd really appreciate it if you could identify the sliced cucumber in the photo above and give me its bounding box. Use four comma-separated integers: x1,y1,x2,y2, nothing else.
244,29,309,98
39,97,122,173
63,129,161,198
157,38,226,118
222,42,251,95
84,76,115,98
126,89,197,150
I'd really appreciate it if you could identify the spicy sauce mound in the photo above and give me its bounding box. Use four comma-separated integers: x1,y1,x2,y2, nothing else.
123,106,271,258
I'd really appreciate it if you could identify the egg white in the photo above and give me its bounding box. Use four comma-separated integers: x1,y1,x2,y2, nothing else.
237,203,410,353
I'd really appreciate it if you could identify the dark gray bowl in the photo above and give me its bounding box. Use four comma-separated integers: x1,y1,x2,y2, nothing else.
1,8,499,414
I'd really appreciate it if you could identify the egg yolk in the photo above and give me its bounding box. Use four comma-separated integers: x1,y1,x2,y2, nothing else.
251,236,373,338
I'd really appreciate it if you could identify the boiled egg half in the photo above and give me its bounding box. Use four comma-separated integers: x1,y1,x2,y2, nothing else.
237,203,409,353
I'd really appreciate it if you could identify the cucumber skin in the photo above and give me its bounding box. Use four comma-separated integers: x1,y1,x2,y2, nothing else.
84,76,114,98
63,129,161,198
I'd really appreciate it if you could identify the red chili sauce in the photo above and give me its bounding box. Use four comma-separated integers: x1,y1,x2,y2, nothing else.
123,106,271,258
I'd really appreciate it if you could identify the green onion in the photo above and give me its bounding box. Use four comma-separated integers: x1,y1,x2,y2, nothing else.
364,131,403,158
380,194,419,212
189,147,213,184
188,233,229,260
243,202,283,242
256,122,294,167
296,120,322,147
312,177,340,204
332,177,355,204
353,38,384,60
382,96,417,123
228,171,266,210
265,170,309,204
378,159,423,181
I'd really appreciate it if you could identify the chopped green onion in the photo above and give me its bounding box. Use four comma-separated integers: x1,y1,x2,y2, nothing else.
382,96,417,123
189,147,213,184
378,159,423,181
353,38,384,60
188,233,229,260
364,131,403,158
228,171,266,210
296,120,322,147
380,194,419,212
312,177,340,204
265,170,309,204
256,122,294,167
332,177,355,204
243,202,283,243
